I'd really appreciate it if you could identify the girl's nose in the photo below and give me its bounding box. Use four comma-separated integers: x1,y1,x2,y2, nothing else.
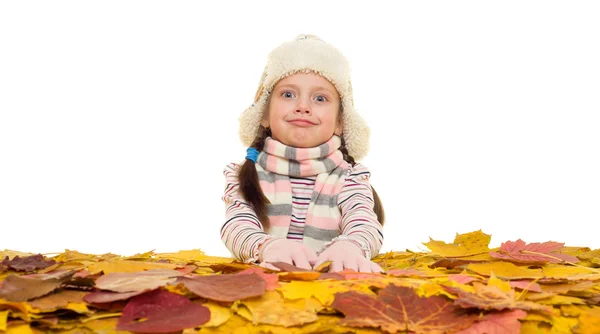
294,98,311,115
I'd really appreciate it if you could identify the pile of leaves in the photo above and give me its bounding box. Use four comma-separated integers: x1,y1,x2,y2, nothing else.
1,230,600,334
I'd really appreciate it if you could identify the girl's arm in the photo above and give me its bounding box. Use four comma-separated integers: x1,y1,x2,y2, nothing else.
336,163,384,259
221,163,272,263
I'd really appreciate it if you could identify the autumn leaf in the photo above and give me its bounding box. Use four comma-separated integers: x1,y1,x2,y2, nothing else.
446,281,552,312
94,269,183,293
423,230,491,258
429,258,483,269
332,284,478,333
490,239,580,264
1,255,56,272
116,289,210,332
28,289,88,313
278,279,377,306
0,272,73,302
87,259,178,275
509,280,542,293
269,262,311,272
179,272,266,302
448,274,479,285
466,261,544,279
84,290,149,304
235,267,279,291
240,290,319,327
457,309,527,334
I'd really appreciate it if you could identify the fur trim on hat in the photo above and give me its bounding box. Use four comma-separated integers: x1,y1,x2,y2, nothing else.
239,34,370,161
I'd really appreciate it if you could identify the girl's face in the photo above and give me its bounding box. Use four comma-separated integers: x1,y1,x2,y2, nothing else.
261,73,343,148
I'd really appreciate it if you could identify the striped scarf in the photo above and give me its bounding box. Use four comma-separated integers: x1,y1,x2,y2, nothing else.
255,135,350,251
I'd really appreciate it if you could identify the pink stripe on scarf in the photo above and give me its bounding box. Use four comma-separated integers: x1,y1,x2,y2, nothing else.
305,213,340,230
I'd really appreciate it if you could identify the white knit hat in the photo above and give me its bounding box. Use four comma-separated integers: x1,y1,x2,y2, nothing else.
238,34,370,161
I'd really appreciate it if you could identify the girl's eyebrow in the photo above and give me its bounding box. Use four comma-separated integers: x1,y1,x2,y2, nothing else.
277,84,336,95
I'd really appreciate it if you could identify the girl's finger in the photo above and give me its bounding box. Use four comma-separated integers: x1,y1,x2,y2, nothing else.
370,261,384,273
291,251,312,270
356,258,372,273
342,258,359,272
330,260,344,273
302,247,319,265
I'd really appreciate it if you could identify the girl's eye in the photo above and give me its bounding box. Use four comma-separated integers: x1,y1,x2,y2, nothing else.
315,95,328,102
282,91,294,98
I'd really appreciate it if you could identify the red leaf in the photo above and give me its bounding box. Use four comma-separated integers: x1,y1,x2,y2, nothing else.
116,289,209,333
509,280,542,293
457,309,527,334
179,272,266,302
490,239,579,264
1,254,56,272
84,290,149,304
448,274,479,285
332,284,478,333
235,267,279,291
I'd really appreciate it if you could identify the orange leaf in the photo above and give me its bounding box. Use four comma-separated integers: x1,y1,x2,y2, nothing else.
332,284,479,333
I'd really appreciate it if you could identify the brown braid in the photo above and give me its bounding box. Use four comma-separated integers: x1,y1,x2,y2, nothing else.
238,125,272,229
339,136,385,226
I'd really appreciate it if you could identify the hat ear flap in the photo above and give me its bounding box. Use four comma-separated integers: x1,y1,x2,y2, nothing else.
342,108,370,161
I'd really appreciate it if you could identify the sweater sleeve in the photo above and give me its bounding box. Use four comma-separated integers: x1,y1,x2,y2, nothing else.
220,162,272,263
336,163,384,259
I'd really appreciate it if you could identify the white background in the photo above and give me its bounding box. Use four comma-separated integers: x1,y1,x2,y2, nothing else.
1,1,599,257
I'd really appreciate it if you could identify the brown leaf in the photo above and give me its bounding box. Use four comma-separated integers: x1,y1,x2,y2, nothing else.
332,284,478,333
116,289,210,332
28,289,87,312
446,282,552,312
95,269,183,293
0,272,73,302
179,272,266,302
1,254,56,272
490,239,579,264
269,262,311,272
457,309,527,334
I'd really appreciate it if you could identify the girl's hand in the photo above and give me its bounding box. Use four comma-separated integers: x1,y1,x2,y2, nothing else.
314,240,383,273
258,238,318,271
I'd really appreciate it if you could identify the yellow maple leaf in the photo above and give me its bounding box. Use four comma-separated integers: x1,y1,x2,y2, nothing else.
487,272,512,292
541,263,600,279
5,324,34,334
537,295,586,306
277,280,376,305
423,230,491,258
578,306,600,333
198,301,233,327
241,291,318,327
86,259,177,274
0,310,8,331
466,261,544,279
154,249,233,265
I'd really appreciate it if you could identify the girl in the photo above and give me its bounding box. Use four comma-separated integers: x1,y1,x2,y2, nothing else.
221,35,385,273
